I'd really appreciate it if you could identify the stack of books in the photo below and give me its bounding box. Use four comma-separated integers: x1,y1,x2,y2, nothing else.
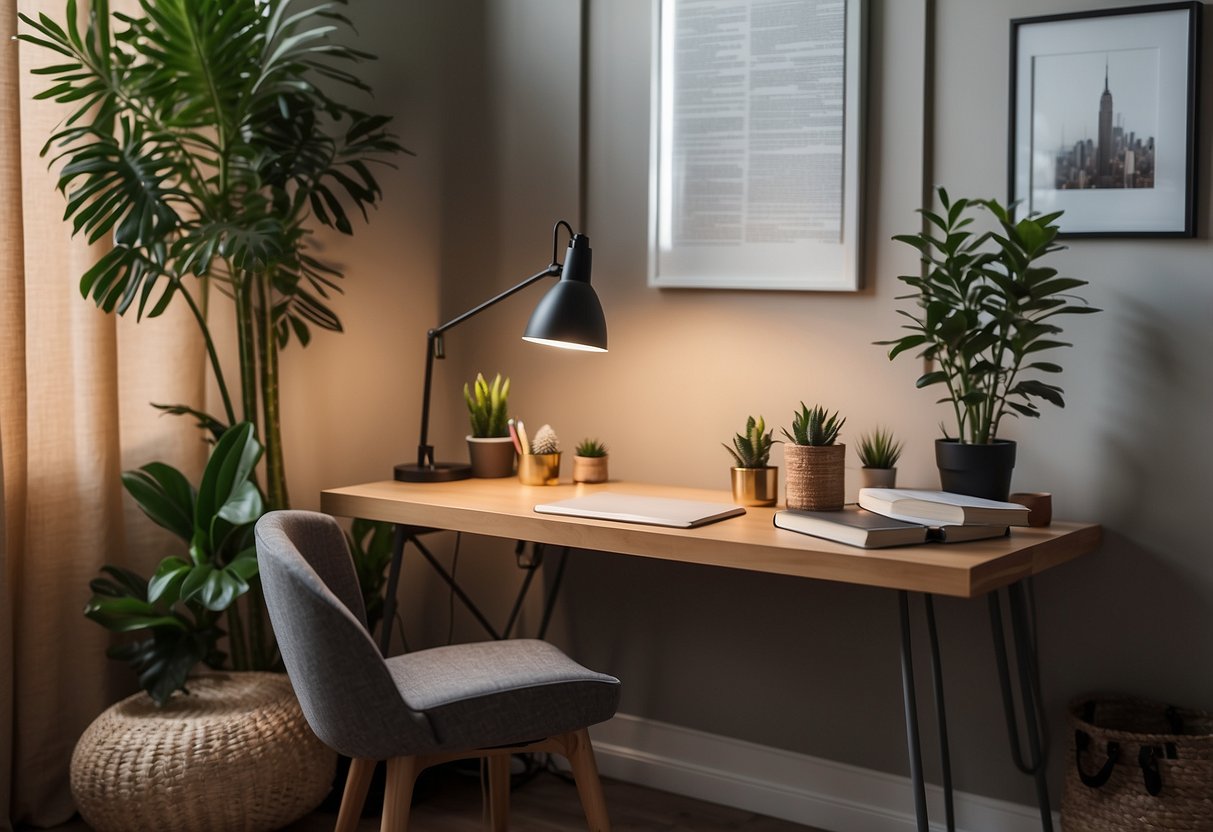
773,488,1031,549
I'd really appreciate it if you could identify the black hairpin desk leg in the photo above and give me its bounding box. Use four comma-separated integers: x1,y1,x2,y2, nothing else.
990,579,1053,831
378,525,410,656
925,595,955,832
899,591,956,832
377,526,571,656
898,591,931,831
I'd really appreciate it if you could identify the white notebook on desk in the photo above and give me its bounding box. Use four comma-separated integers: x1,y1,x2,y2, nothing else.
534,492,746,528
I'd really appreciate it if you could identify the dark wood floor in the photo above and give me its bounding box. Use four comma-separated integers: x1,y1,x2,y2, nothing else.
51,767,824,831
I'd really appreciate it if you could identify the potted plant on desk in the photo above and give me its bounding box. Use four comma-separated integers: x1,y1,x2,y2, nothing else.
879,188,1100,500
857,427,903,489
724,416,777,507
573,438,609,483
782,404,846,511
465,373,516,477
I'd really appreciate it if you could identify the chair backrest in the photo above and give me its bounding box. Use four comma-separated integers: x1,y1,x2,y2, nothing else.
255,510,434,759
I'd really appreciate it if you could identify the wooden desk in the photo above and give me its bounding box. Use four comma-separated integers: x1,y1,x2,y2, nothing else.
322,478,1101,832
322,478,1098,598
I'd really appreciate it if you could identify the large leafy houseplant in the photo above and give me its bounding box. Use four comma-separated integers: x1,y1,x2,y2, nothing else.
20,0,403,508
86,423,264,704
21,0,404,681
880,188,1100,445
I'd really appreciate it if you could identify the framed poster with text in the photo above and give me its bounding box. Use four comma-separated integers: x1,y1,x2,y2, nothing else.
1010,3,1200,237
648,0,865,290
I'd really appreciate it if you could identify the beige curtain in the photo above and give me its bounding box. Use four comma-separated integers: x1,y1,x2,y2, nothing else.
1,2,206,826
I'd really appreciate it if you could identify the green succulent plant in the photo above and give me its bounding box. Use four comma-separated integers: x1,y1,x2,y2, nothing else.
724,416,775,468
856,427,903,469
464,373,511,438
782,404,845,446
575,438,607,457
531,424,560,455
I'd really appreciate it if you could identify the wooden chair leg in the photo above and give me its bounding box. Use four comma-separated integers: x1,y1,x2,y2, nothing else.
335,758,375,832
487,753,511,831
560,729,612,832
381,755,420,832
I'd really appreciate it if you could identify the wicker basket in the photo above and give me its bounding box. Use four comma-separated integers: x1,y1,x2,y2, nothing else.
785,444,845,511
71,672,336,832
1062,696,1213,831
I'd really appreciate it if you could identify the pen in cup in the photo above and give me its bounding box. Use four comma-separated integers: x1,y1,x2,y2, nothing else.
515,420,531,455
507,418,523,456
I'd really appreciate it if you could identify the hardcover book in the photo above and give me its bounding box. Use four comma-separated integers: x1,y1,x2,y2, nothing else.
774,507,929,548
857,488,1030,527
774,506,1010,549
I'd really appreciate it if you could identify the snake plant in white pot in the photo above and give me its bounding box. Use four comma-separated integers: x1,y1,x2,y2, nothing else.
879,188,1100,499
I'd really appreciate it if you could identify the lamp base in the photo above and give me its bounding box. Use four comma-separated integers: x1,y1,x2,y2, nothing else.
394,462,472,482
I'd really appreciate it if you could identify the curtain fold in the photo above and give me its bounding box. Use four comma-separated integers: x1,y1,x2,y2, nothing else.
2,2,206,825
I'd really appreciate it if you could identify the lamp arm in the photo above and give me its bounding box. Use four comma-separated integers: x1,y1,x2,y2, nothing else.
415,263,561,470
432,264,561,337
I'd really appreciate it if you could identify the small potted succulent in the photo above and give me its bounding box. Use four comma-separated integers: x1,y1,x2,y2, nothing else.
573,438,609,484
782,404,846,511
880,188,1099,499
519,423,562,485
724,416,777,507
464,373,516,478
856,427,903,489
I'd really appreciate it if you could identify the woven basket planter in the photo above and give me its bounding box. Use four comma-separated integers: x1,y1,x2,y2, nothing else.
71,672,336,832
785,445,845,511
1062,696,1213,831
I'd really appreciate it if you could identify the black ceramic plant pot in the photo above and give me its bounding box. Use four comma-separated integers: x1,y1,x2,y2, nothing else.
935,439,1016,501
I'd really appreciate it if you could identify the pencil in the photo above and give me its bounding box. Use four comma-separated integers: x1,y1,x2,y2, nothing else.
507,419,523,455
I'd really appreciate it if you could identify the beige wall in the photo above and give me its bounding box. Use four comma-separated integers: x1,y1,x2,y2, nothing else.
282,0,1213,807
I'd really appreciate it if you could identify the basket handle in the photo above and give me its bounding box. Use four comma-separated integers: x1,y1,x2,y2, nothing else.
1138,745,1162,796
1075,730,1119,789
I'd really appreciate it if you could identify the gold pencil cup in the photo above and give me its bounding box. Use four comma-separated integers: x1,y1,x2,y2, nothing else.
518,453,561,485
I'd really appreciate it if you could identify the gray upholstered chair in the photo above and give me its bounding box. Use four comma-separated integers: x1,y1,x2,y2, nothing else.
255,510,621,831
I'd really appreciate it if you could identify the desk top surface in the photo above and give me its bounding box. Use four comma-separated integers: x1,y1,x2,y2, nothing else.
321,478,1101,598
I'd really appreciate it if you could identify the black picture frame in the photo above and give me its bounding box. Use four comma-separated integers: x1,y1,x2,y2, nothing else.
1009,2,1201,237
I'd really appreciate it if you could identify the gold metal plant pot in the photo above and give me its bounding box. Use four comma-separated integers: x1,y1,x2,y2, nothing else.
730,466,778,507
518,453,561,485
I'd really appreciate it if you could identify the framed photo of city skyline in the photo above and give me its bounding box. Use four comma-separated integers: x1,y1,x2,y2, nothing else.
1010,3,1200,237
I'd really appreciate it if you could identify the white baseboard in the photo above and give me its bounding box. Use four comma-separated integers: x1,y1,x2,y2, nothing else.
586,713,1061,832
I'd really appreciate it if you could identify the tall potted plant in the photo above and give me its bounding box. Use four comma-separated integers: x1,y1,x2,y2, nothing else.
20,0,403,510
20,0,404,667
880,188,1099,499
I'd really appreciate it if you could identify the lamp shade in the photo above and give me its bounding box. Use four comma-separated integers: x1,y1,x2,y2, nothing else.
522,234,607,351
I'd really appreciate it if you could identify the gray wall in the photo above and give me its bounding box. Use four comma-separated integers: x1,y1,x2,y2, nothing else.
285,0,1213,808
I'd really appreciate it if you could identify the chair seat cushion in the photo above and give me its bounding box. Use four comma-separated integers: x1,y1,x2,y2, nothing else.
386,639,620,750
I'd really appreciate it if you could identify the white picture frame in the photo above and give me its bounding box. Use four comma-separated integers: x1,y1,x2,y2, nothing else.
648,0,865,291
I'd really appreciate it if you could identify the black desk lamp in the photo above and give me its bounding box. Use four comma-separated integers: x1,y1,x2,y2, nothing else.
395,220,607,482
